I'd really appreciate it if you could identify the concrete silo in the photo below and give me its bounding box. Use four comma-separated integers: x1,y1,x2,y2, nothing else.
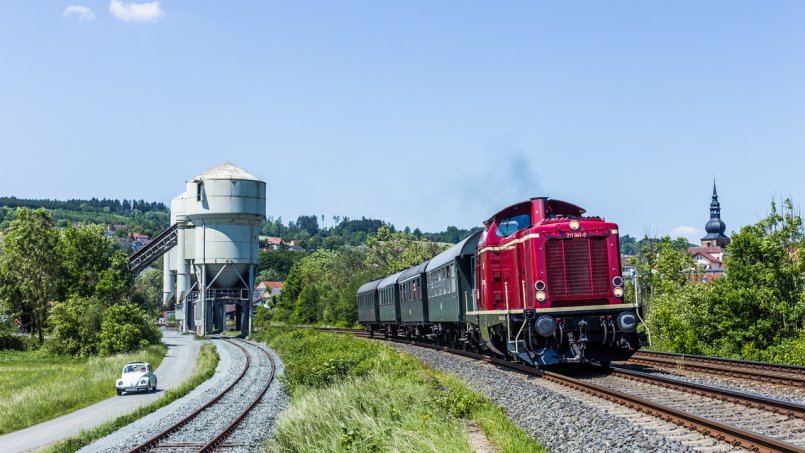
161,162,266,336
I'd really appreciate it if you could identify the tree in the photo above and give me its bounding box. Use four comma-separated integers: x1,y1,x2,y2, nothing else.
57,224,115,298
365,225,444,274
95,251,133,305
292,285,320,324
0,209,61,343
296,215,320,235
718,199,804,350
644,199,805,364
131,267,164,315
257,249,307,281
635,235,694,301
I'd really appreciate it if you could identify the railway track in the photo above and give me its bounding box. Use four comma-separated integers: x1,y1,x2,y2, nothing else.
319,327,804,452
629,350,805,387
129,338,276,453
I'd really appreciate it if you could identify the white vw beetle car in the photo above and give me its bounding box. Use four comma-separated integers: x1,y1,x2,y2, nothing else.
115,362,157,395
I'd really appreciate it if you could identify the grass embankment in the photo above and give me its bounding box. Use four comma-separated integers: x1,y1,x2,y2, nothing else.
0,345,166,434
251,328,544,453
46,342,219,453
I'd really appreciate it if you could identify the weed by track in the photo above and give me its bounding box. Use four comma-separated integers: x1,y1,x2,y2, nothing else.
251,327,545,453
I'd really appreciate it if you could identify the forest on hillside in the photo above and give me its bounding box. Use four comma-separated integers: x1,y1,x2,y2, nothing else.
0,197,480,250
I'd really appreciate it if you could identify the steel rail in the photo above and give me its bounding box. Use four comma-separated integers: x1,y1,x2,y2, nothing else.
316,328,803,453
610,367,805,421
197,339,276,452
128,338,254,453
630,351,805,387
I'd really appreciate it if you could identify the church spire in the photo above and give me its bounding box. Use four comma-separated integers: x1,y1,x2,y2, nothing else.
701,179,730,247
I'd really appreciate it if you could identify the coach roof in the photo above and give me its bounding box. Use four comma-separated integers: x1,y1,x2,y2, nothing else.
377,270,405,290
357,278,383,294
399,260,430,282
426,231,482,272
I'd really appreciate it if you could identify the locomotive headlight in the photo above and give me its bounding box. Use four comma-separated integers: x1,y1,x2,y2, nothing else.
535,291,547,302
617,311,637,333
535,315,555,337
613,287,624,298
569,219,580,231
612,276,623,287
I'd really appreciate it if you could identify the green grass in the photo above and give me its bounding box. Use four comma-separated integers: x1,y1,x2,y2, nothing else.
0,345,166,435
251,327,545,453
45,342,219,453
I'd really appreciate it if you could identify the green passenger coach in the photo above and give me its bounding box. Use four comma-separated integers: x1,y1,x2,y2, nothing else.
398,260,430,325
357,278,383,325
426,231,481,324
378,270,404,330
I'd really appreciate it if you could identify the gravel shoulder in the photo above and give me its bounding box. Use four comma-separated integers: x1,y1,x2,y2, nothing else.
0,330,200,453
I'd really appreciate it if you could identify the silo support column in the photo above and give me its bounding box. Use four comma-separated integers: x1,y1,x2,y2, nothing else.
200,266,208,336
242,264,255,336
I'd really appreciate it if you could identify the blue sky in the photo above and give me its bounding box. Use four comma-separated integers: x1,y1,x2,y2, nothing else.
1,2,803,242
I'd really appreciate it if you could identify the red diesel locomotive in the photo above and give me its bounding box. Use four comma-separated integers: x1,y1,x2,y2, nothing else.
358,197,643,366
470,197,641,365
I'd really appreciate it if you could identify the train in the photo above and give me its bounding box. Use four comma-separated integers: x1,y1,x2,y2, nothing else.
357,197,645,366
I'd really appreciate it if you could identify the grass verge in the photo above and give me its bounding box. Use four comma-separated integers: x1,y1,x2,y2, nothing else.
251,327,545,453
45,342,219,453
0,345,166,434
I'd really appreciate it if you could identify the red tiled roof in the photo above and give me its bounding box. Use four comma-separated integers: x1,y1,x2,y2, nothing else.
264,281,283,290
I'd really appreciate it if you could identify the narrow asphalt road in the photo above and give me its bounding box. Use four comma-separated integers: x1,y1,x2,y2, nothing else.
0,329,201,453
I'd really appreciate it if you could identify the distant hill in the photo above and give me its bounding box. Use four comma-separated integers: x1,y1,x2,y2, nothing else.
0,197,482,250
0,196,170,237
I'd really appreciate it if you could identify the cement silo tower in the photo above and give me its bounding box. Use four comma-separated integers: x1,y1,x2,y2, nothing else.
157,162,266,336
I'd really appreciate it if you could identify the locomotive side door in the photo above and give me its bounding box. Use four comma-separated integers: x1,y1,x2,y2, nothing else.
516,232,531,310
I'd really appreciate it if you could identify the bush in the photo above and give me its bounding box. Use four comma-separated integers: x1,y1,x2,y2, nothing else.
46,296,104,356
0,322,25,351
99,303,161,355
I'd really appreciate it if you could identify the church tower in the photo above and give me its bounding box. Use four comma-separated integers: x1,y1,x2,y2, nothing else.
700,180,730,248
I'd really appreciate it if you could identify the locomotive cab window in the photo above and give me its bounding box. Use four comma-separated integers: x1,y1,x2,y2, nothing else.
496,213,531,238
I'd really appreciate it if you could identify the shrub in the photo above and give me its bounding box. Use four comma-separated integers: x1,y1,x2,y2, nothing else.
99,303,161,355
46,296,103,356
0,322,25,351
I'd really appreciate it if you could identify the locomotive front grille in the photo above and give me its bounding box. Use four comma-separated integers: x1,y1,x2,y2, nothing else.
545,237,610,299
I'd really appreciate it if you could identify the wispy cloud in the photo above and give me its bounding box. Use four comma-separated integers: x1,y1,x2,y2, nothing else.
109,0,164,22
64,5,96,22
670,225,704,241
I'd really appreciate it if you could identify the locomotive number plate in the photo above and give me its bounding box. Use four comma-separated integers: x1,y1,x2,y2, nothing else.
565,232,587,239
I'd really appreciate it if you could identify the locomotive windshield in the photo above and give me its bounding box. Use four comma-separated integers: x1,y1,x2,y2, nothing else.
496,213,531,237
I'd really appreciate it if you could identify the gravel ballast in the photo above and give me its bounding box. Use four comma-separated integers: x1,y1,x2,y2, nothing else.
391,343,745,453
79,338,288,453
